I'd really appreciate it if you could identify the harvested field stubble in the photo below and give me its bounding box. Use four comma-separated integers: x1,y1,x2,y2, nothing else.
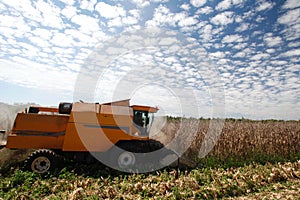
0,160,299,199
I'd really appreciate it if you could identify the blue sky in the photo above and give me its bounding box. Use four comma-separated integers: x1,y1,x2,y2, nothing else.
0,0,299,119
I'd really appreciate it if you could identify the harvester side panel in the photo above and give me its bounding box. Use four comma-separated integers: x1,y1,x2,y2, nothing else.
62,103,147,152
62,122,147,152
12,113,69,133
62,122,117,152
6,113,69,149
6,135,64,149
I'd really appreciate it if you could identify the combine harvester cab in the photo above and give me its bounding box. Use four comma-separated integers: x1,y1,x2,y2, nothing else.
3,99,180,173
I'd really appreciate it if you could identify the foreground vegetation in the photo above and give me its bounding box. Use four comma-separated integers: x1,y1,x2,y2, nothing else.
0,160,299,199
0,119,299,199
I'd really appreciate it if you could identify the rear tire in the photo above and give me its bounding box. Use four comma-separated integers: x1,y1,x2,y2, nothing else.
24,149,57,174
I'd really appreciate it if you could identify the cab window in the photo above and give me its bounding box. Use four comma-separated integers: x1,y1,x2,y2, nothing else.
133,110,154,135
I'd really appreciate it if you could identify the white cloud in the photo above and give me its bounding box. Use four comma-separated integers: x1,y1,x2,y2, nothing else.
235,23,249,32
180,3,190,11
130,0,169,8
1,0,43,23
235,15,243,23
222,34,244,43
232,0,243,6
282,0,300,9
196,6,213,15
233,52,245,58
256,1,275,12
130,0,150,8
255,15,265,23
0,59,77,91
210,51,226,58
71,14,100,34
146,5,175,27
28,36,51,47
61,6,77,19
150,0,170,3
158,37,179,46
199,24,213,42
146,5,198,30
216,0,231,11
288,41,300,48
266,48,276,54
65,29,105,46
215,0,244,10
35,0,64,29
278,8,300,24
281,49,300,57
60,0,76,6
211,11,234,26
250,53,270,60
190,0,206,8
277,8,300,41
0,35,7,45
263,34,282,47
122,10,140,25
108,17,122,27
270,60,288,66
107,9,140,28
178,16,198,27
51,32,75,47
0,15,31,38
129,9,140,19
18,42,40,57
80,0,97,11
252,30,263,37
233,42,247,50
95,2,126,19
241,10,256,20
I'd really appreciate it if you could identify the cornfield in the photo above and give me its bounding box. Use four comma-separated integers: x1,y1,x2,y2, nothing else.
156,118,300,164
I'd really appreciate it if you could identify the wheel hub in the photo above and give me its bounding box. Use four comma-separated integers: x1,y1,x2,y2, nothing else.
31,156,51,174
118,152,135,168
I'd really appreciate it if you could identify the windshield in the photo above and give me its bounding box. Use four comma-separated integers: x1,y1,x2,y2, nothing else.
133,110,154,135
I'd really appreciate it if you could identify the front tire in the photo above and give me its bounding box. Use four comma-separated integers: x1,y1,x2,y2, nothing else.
24,149,57,174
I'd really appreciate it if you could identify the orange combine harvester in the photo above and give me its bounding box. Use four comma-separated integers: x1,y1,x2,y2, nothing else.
2,99,179,173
